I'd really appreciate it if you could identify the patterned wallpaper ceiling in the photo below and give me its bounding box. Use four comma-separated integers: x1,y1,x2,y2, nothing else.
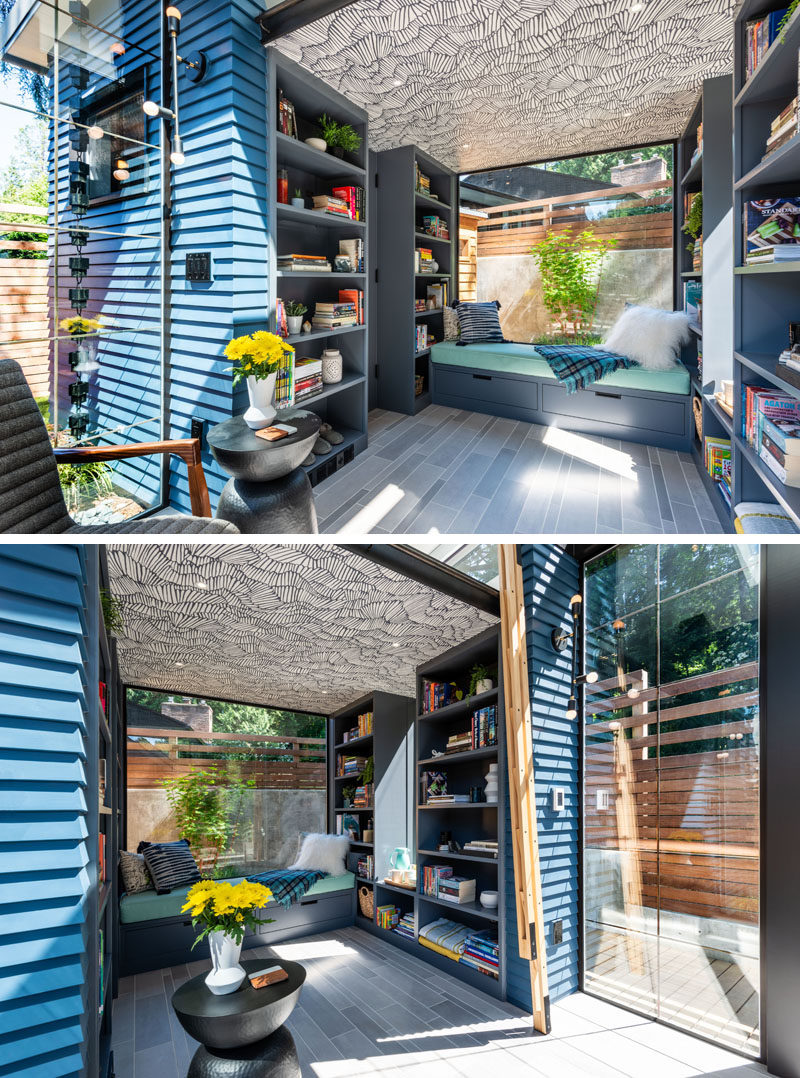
275,0,734,171
107,544,497,713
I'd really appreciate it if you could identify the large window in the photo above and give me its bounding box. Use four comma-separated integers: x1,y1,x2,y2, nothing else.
583,544,760,1055
125,690,327,874
459,145,674,345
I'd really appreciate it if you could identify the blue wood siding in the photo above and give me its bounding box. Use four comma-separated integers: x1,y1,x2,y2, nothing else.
0,546,93,1078
505,544,580,1011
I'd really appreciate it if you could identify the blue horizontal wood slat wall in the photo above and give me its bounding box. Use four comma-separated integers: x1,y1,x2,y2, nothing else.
505,544,580,1012
0,546,93,1078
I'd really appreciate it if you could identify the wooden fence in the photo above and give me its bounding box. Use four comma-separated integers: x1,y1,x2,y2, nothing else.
584,663,759,925
0,202,50,400
476,179,673,257
126,727,327,790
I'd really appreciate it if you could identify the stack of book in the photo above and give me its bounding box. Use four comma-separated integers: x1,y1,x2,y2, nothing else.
376,904,399,930
415,162,431,196
744,198,800,263
445,729,472,754
293,357,323,402
471,706,497,749
338,754,368,777
426,792,470,805
764,97,798,160
420,770,447,802
744,7,788,80
393,911,416,941
704,435,732,508
463,839,498,858
761,414,800,486
278,253,331,273
421,864,452,896
415,247,435,273
416,324,430,353
415,298,428,313
357,710,373,736
422,214,449,239
353,783,373,808
461,931,499,979
338,237,364,272
312,301,358,329
357,854,374,879
332,185,365,221
437,876,476,905
338,287,365,324
421,680,460,713
743,384,800,449
312,194,351,218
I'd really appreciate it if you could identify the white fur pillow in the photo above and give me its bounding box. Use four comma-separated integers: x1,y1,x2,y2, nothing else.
291,833,349,876
603,306,690,371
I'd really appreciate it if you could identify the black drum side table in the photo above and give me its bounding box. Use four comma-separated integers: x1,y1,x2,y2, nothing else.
172,959,305,1078
207,412,320,534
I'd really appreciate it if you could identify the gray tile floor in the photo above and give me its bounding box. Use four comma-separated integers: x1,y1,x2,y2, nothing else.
314,407,725,535
112,925,772,1078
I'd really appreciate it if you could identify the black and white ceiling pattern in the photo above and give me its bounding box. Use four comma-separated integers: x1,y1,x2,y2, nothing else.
275,0,734,170
107,544,497,713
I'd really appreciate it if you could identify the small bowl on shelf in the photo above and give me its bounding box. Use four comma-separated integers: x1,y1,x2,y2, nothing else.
305,137,327,152
479,890,498,909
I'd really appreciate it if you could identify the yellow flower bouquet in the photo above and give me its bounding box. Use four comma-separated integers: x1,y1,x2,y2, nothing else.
225,330,294,388
182,878,274,947
59,315,105,339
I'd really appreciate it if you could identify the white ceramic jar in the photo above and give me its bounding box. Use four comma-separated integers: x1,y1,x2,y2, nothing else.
321,348,343,384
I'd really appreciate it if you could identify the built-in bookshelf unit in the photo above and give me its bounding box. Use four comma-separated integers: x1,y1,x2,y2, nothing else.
731,0,800,531
375,144,456,414
267,51,369,486
358,627,507,1000
676,75,735,531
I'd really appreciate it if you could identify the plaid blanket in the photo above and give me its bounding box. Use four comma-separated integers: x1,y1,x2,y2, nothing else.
535,344,636,394
245,868,327,908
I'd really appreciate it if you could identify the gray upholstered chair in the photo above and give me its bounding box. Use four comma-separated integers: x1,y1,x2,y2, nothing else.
0,358,239,534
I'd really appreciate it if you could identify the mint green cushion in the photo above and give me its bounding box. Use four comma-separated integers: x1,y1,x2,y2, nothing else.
431,341,690,395
120,872,355,924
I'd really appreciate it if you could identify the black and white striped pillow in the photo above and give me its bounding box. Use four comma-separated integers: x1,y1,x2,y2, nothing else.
452,300,505,345
138,839,201,894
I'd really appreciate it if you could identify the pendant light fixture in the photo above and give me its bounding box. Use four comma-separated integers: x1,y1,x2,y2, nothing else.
142,6,207,168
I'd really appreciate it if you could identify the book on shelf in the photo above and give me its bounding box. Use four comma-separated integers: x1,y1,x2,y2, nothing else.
278,253,332,272
471,705,498,749
426,793,471,804
343,711,373,741
747,246,800,263
338,753,368,776
420,770,447,803
99,833,106,885
414,161,431,195
761,428,800,485
312,194,352,217
426,281,447,308
436,876,476,904
352,782,373,808
421,680,461,713
394,911,416,940
357,854,374,878
339,288,365,324
422,214,449,239
745,8,788,80
338,237,364,273
704,435,732,507
463,840,499,857
461,930,499,978
445,730,471,753
743,199,800,260
332,186,365,221
421,864,453,896
683,279,702,322
312,301,358,329
277,90,297,138
376,904,400,930
274,350,295,407
416,324,431,352
415,247,434,273
742,384,800,448
763,97,798,159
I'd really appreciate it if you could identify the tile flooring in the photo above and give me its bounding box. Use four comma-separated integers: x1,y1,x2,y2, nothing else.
113,925,771,1078
314,407,725,535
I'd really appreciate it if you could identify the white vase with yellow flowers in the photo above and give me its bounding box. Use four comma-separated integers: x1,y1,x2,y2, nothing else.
182,879,274,994
224,331,295,429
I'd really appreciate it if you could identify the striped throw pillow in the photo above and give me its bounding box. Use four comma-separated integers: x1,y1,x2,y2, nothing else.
452,300,504,345
138,839,201,894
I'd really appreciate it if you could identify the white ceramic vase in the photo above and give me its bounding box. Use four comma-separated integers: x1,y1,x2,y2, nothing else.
205,930,245,995
484,762,499,804
476,678,493,694
287,315,304,335
244,372,277,429
321,348,343,384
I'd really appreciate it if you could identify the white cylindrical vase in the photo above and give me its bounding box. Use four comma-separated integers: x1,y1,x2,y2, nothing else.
244,372,277,429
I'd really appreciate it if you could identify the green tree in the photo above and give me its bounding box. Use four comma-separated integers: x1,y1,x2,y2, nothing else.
0,119,48,259
160,767,256,875
530,226,616,339
542,145,674,184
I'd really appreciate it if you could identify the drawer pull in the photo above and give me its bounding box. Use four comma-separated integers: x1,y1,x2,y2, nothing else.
300,899,318,905
594,390,622,399
472,374,492,381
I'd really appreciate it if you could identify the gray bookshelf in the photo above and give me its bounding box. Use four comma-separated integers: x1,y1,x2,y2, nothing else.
266,51,369,486
375,144,456,414
676,75,735,531
358,626,507,1000
731,0,800,530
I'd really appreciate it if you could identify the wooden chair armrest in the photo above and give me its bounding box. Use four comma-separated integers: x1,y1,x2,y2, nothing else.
53,438,211,517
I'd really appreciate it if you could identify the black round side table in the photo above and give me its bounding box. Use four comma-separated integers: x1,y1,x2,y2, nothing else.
207,412,321,534
172,960,305,1078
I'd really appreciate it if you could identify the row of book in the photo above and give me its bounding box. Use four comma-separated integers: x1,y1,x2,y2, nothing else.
376,904,400,930
352,782,373,808
743,383,800,487
444,729,472,753
744,198,800,263
338,754,368,776
421,680,460,713
279,253,331,273
414,161,431,196
705,435,732,508
352,710,374,739
312,291,365,329
394,911,416,941
460,931,499,979
357,854,374,879
294,357,323,402
416,324,432,353
313,186,365,220
463,839,498,858
421,865,477,904
744,7,787,80
415,247,436,273
339,237,365,273
421,214,449,239
764,96,798,161
471,706,498,749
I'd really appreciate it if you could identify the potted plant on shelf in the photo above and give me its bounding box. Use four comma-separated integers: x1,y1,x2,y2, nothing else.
182,879,274,994
225,330,295,429
332,123,362,160
285,300,307,336
342,784,356,808
317,113,340,154
291,188,305,210
469,663,493,696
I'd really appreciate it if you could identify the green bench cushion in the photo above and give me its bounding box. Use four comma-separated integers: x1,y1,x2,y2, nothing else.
431,341,691,395
120,871,355,924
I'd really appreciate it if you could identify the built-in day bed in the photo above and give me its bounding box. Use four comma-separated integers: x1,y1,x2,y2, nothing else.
119,872,356,976
430,341,693,451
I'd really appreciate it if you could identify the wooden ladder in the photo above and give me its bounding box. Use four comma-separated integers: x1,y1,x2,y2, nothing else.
498,544,551,1034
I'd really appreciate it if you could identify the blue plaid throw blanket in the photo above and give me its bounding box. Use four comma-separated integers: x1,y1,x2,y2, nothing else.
535,344,636,394
245,868,327,908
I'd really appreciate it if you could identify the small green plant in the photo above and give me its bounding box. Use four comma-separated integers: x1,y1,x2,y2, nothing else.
682,191,702,254
363,756,374,784
778,0,799,42
160,766,256,875
469,663,490,696
530,227,616,340
57,457,114,515
342,784,356,804
294,187,303,199
35,396,50,422
317,113,340,145
285,300,307,317
100,588,124,635
333,123,362,154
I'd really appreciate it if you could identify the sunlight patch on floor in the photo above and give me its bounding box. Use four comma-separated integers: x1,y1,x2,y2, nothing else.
544,425,638,480
270,938,357,961
337,484,405,533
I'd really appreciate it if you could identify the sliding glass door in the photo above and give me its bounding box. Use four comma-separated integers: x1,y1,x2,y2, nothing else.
583,545,760,1056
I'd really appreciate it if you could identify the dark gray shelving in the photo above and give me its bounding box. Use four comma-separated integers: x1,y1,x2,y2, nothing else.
268,52,369,487
375,144,456,414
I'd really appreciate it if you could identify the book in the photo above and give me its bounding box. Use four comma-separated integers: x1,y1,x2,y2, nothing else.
745,9,788,79
338,237,364,273
437,876,476,903
761,432,800,485
683,278,702,321
761,413,800,454
743,199,800,257
339,288,365,325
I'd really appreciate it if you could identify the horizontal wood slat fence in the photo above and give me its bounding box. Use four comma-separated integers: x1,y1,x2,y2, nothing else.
584,663,759,925
476,180,673,256
126,727,327,790
0,202,50,399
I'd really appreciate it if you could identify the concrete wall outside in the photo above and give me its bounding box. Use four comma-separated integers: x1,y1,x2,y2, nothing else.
476,248,673,342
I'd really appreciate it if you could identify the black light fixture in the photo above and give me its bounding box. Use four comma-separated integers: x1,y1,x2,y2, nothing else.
553,592,596,720
142,5,207,167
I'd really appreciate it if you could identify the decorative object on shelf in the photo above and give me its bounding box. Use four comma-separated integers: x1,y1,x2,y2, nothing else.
479,890,499,909
468,663,493,696
321,347,343,383
225,330,295,429
342,784,355,807
284,301,307,336
363,827,374,842
181,879,274,995
330,122,363,159
317,112,339,149
277,167,289,204
305,136,327,152
291,189,304,209
483,763,498,804
334,255,353,272
302,321,312,334
320,422,343,445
